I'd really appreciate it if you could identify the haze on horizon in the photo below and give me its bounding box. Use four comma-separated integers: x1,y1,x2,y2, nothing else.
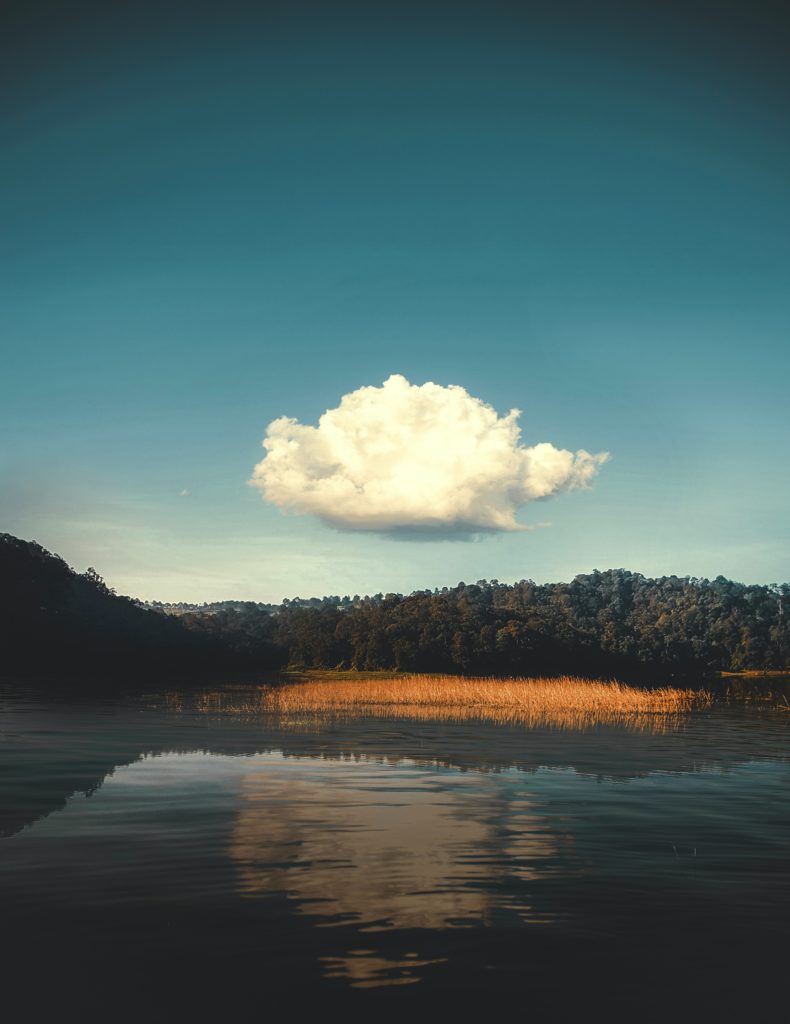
2,0,789,603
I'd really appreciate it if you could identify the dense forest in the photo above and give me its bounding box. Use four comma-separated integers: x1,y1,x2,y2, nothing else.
164,571,790,678
2,533,788,680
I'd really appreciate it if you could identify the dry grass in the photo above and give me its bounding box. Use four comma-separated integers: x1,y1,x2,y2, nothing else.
185,674,711,731
718,670,790,678
262,674,709,713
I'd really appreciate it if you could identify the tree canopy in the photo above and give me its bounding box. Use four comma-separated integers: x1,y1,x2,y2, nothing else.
3,532,787,680
170,569,789,678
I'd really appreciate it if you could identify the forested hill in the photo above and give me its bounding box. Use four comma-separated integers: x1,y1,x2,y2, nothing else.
0,533,281,677
167,571,789,677
2,532,788,679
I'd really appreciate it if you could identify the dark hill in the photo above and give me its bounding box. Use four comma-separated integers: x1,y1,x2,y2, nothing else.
0,533,265,678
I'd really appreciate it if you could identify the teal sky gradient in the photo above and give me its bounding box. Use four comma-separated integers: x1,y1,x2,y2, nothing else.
2,1,789,600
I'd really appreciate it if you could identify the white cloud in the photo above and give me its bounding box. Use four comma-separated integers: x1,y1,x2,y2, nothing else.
250,374,609,534
179,488,191,497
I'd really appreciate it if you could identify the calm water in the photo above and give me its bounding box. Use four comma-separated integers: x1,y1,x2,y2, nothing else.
1,683,788,1020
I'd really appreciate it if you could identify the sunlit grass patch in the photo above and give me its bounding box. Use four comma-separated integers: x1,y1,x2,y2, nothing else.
187,674,711,730
261,674,710,714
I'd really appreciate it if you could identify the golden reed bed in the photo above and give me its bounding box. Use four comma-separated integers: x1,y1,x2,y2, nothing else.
189,675,712,732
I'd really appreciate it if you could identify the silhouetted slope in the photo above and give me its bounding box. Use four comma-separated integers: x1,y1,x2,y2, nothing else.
0,534,223,677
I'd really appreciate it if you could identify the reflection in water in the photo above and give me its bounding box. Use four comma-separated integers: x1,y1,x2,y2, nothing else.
228,753,565,986
2,686,789,1012
318,949,448,989
189,685,700,733
267,706,691,733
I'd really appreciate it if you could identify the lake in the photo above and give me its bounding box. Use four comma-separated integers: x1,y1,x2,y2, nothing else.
1,682,788,1021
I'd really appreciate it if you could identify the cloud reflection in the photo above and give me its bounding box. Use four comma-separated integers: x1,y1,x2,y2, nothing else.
228,753,568,987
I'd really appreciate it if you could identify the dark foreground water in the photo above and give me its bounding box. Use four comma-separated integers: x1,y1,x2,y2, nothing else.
1,684,788,1022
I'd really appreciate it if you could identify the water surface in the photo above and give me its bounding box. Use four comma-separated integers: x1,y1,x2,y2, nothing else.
1,683,788,1020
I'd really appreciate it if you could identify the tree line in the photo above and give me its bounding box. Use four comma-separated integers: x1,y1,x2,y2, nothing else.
170,570,789,678
3,532,788,680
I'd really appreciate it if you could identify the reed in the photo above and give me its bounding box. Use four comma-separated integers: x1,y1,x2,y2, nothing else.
184,675,711,732
259,674,711,714
240,675,709,716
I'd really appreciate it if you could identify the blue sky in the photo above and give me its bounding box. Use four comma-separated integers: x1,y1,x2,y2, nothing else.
2,1,789,600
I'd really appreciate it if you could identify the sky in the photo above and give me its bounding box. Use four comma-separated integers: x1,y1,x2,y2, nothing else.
2,0,789,601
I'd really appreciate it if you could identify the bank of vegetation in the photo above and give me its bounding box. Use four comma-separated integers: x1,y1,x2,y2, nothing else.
168,568,789,679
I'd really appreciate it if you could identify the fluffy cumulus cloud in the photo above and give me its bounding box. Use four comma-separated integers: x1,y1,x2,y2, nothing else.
250,375,609,534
